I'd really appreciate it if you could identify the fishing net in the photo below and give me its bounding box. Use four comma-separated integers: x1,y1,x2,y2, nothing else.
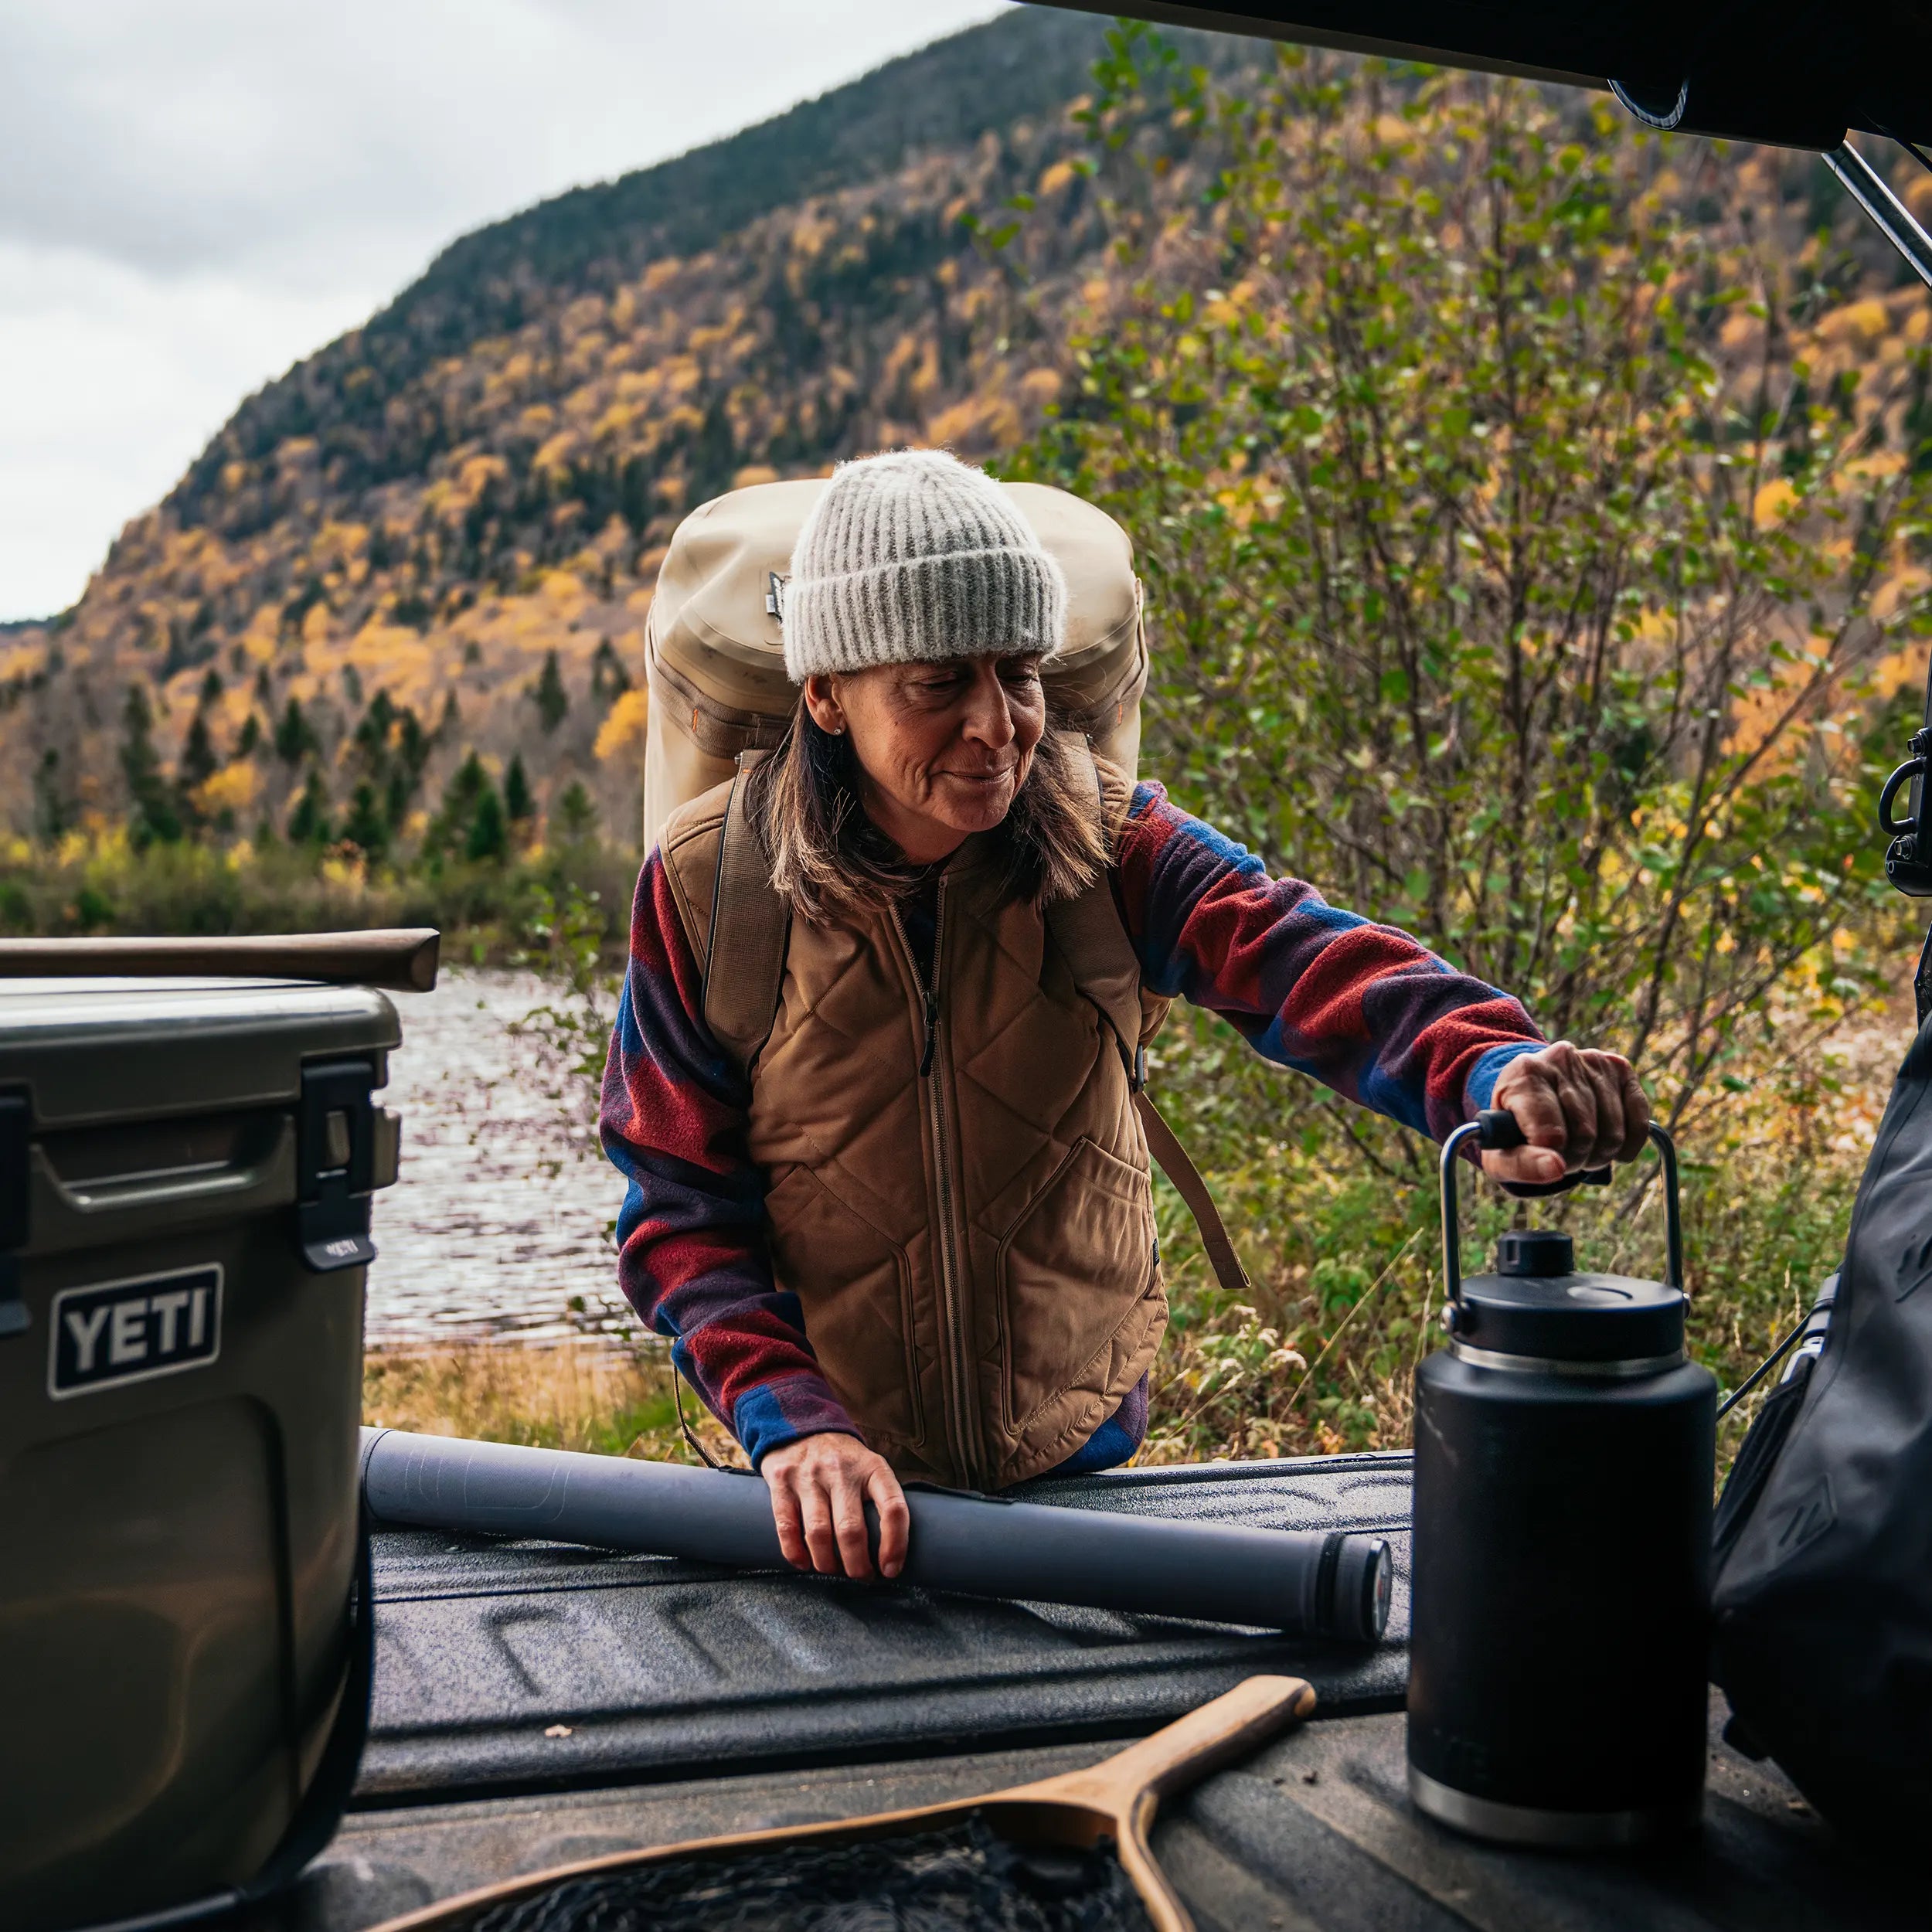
467,1812,1154,1932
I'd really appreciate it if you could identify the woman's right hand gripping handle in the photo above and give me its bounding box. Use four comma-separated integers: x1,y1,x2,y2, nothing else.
761,1430,910,1580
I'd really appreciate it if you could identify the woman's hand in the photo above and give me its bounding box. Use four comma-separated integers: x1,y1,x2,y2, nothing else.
1484,1042,1650,1187
760,1431,910,1580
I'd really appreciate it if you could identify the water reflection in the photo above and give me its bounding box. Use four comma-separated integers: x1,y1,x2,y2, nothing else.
368,968,624,1344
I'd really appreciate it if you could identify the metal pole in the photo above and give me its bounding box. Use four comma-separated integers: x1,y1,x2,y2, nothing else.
1824,140,1932,291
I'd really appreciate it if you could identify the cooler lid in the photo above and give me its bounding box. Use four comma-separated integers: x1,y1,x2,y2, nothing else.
0,978,401,1129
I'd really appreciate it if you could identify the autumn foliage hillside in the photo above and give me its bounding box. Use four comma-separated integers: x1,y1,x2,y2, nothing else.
0,9,1247,858
2,6,1928,884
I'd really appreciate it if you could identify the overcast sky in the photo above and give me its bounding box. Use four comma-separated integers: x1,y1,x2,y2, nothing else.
0,0,1010,622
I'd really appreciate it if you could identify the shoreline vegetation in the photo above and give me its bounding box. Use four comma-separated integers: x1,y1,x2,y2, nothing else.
0,827,640,965
359,971,1906,1480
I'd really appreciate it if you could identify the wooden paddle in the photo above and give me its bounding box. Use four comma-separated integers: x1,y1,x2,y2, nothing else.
364,1674,1315,1932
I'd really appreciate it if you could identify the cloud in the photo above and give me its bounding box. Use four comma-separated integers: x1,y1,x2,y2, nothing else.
0,239,361,621
0,0,1009,617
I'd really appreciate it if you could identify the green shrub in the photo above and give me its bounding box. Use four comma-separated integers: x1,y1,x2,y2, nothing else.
997,35,1924,1461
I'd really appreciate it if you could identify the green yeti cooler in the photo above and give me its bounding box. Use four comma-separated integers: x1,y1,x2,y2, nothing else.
0,973,402,1931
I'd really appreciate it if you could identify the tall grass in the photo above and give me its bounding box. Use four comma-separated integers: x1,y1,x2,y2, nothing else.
361,1339,750,1463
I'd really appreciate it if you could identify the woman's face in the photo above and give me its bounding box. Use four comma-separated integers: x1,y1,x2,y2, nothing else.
803,654,1046,862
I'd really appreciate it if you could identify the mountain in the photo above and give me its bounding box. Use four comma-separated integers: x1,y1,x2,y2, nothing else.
1,7,1913,866
0,9,1250,852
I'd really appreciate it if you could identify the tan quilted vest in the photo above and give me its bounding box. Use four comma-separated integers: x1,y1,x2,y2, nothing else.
660,782,1167,1491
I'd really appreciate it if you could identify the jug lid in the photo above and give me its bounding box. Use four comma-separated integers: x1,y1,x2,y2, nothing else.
1452,1229,1685,1366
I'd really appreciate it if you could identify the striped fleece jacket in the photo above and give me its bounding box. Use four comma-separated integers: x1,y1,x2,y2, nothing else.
599,781,1545,1474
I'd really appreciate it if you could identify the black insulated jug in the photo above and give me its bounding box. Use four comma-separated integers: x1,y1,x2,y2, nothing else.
1407,1111,1716,1847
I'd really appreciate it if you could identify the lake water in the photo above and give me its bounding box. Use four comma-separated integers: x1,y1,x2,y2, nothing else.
367,968,629,1345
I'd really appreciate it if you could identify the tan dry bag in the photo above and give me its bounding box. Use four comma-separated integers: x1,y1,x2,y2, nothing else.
641,477,1148,849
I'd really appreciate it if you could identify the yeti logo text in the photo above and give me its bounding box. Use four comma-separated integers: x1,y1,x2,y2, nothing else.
49,1267,223,1398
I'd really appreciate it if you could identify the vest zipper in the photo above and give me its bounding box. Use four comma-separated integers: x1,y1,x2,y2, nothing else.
890,882,978,1483
917,988,939,1078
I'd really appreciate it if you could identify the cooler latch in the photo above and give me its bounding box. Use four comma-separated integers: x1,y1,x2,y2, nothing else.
0,1089,27,1336
297,1060,385,1273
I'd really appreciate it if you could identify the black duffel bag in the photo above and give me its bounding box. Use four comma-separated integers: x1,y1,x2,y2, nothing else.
1712,998,1932,1832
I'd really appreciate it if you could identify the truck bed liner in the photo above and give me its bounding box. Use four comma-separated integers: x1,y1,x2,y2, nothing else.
278,1451,1913,1931
360,1451,1413,1801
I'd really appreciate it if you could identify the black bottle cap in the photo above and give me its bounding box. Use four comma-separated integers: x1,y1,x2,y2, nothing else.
1454,1267,1685,1364
1495,1229,1574,1277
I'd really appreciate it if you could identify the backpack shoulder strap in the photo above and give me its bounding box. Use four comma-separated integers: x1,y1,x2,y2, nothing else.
1046,740,1251,1296
702,750,791,1076
1133,1090,1251,1295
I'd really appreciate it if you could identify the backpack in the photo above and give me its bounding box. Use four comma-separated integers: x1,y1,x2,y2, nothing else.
641,478,1248,1299
1711,994,1932,1832
1709,666,1932,1835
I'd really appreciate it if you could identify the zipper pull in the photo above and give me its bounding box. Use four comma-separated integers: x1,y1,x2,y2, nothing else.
919,992,938,1077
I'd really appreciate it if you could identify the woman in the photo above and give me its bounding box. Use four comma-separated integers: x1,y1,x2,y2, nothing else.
601,448,1648,1585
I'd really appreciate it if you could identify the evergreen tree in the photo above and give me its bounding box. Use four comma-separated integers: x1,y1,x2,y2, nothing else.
428,749,488,855
120,684,158,795
504,751,534,824
354,689,396,764
447,749,487,813
287,769,332,845
398,709,429,777
274,696,318,764
464,783,509,863
179,711,218,791
691,392,737,504
120,684,182,848
342,781,389,857
32,749,69,845
619,457,654,535
346,690,433,836
550,779,599,845
530,649,569,733
590,638,631,702
198,668,223,710
236,713,263,758
383,767,412,835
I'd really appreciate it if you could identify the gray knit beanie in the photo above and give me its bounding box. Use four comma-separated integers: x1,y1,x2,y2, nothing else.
782,448,1066,682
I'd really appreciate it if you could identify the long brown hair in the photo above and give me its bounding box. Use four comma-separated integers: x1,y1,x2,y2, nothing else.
749,702,1113,923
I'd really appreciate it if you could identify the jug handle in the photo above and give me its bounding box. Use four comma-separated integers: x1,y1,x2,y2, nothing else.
1439,1113,1680,1304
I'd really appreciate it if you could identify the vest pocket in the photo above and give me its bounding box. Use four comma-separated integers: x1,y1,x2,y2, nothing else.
997,1134,1158,1436
762,1164,926,1454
